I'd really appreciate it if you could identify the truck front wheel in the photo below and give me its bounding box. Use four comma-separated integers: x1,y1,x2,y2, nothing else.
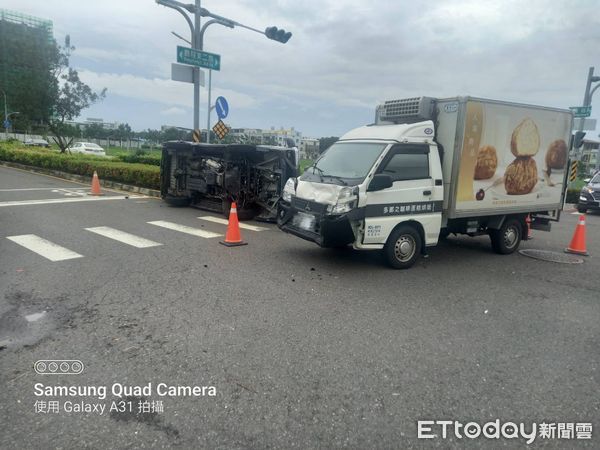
384,225,422,269
490,219,522,254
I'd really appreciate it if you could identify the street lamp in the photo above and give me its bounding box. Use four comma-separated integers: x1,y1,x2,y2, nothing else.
2,89,20,135
577,67,600,171
155,0,292,142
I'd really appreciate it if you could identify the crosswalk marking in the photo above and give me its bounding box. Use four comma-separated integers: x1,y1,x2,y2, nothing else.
197,216,269,231
6,234,83,261
147,220,221,238
85,226,162,248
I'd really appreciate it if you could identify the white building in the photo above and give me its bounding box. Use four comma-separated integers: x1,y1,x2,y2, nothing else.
300,138,319,159
262,126,302,147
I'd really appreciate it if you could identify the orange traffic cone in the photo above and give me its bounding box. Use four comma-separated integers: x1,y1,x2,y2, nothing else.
220,202,247,247
89,171,104,196
565,214,588,256
525,214,533,240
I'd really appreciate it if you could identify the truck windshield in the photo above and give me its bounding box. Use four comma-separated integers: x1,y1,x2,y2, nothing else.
302,142,387,184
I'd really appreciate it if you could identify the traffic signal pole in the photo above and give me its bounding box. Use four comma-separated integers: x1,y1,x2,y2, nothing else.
156,0,292,141
193,0,201,133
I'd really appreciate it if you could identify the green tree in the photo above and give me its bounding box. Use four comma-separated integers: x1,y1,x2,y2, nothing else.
115,123,132,146
83,123,106,140
49,36,106,152
162,127,188,141
319,136,339,154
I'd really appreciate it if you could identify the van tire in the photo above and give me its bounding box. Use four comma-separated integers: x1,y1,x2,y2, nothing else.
384,225,422,269
164,195,190,207
490,218,522,254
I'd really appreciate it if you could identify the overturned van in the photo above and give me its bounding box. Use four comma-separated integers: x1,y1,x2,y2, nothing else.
160,141,297,221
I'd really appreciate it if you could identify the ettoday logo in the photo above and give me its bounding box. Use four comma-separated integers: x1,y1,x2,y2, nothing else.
418,420,593,444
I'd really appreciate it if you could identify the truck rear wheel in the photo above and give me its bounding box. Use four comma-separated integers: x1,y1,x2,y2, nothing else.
384,225,422,269
490,218,522,254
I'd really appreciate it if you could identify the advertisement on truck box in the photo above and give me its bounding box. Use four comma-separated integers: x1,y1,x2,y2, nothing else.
455,100,572,213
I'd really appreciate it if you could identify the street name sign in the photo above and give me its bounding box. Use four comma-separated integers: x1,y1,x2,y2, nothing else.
215,96,229,120
177,46,221,71
569,106,592,118
171,63,205,86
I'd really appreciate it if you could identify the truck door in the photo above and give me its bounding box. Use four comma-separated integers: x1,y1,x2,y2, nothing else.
362,143,443,245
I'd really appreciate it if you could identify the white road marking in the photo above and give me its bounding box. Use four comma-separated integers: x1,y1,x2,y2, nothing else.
6,235,83,261
197,216,269,231
56,188,87,197
0,188,77,192
0,196,142,207
85,226,162,248
148,221,221,238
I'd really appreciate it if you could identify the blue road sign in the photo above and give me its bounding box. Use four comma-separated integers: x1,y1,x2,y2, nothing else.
215,96,229,120
3,119,11,129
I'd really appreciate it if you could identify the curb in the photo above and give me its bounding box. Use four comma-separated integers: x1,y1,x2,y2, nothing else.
0,161,161,198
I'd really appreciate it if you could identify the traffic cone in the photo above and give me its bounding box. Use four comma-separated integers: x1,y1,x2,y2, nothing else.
220,202,247,247
525,214,533,240
89,171,104,196
565,214,588,256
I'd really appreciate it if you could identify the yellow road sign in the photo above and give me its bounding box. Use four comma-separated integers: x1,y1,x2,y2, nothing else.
569,160,578,182
212,120,229,140
193,129,201,143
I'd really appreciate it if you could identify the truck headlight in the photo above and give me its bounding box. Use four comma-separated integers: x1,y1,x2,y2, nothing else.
582,186,593,194
282,177,296,202
329,186,358,215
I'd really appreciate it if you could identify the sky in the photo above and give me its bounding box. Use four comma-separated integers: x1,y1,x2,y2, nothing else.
3,0,600,138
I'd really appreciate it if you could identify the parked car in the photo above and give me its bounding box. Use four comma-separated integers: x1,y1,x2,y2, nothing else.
68,142,106,157
24,138,50,148
577,172,600,213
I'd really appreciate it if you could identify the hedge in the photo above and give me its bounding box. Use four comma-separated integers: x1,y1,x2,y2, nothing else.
0,145,160,190
116,153,161,166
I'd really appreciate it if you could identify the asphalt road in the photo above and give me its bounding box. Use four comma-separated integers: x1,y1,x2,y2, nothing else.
0,165,598,449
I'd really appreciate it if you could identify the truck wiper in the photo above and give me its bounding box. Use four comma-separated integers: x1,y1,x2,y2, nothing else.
310,164,324,182
321,174,348,186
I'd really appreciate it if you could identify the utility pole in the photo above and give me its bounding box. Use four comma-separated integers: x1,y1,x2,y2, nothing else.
2,89,7,135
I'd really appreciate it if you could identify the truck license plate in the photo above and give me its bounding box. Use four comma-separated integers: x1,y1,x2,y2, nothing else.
293,212,316,231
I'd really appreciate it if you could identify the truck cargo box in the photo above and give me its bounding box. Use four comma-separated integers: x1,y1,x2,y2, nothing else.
378,96,573,219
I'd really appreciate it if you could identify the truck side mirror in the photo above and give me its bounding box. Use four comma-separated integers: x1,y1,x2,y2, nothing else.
368,174,393,192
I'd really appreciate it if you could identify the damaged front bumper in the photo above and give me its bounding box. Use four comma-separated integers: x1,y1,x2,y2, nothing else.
277,197,358,247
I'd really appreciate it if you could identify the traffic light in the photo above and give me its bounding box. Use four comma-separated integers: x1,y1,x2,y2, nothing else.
572,130,586,149
265,26,292,43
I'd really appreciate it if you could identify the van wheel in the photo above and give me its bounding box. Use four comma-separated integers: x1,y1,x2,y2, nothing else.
490,218,522,254
164,195,190,207
384,225,422,269
577,206,587,214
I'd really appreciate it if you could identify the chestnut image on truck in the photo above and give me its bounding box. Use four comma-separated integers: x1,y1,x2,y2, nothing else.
278,96,573,269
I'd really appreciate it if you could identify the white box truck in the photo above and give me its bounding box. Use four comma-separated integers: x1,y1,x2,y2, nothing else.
277,96,573,268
